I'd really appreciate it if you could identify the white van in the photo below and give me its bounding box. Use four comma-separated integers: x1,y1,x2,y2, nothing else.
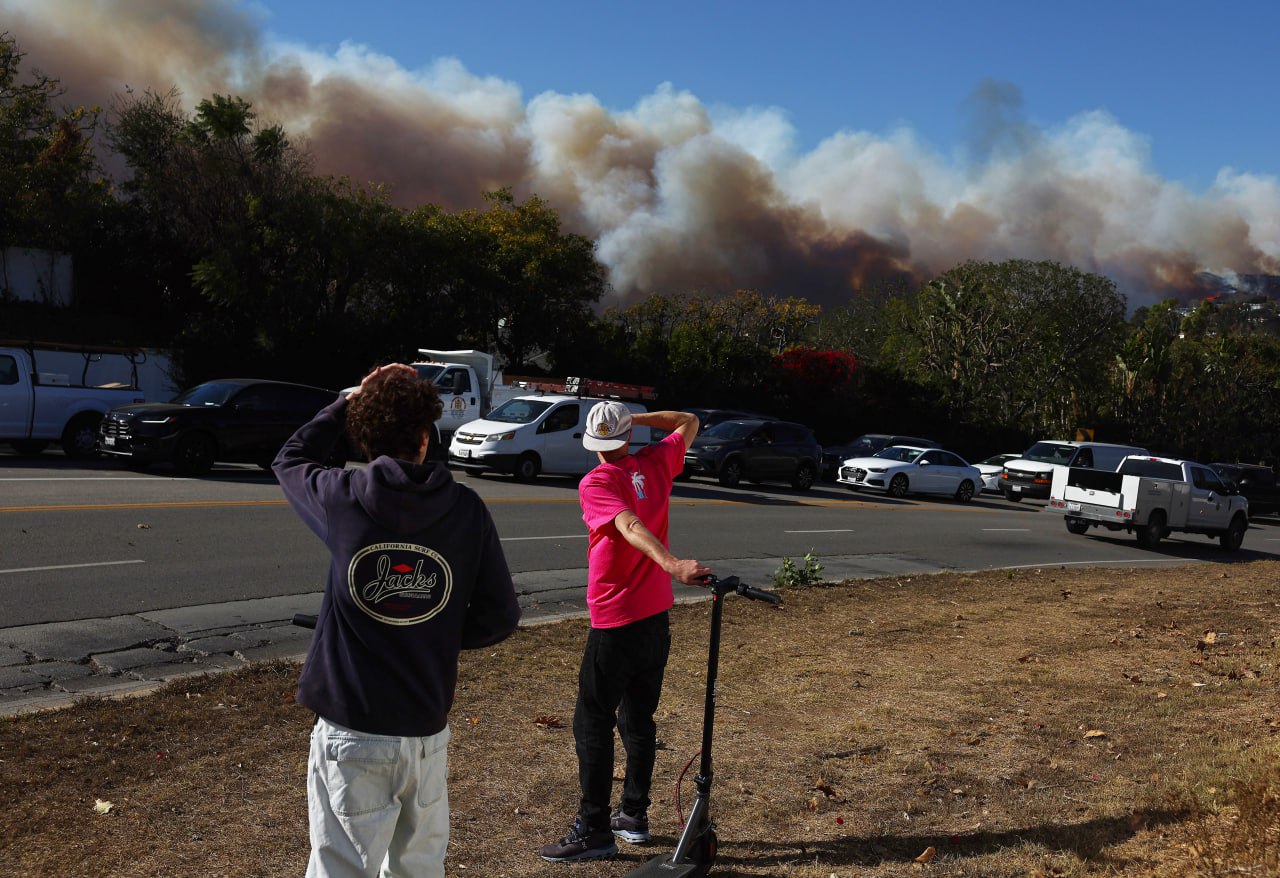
999,440,1147,502
447,394,651,481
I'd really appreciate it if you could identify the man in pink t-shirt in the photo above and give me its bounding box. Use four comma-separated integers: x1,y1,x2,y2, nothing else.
539,402,710,863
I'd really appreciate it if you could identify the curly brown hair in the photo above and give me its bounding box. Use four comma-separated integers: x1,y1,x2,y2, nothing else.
346,370,443,462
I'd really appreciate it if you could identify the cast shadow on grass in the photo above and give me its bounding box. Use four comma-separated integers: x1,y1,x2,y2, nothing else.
708,807,1191,871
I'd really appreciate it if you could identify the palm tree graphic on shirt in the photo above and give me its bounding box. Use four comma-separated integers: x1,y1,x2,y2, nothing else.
631,471,647,499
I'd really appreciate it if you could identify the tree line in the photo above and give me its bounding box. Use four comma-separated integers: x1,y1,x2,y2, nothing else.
2,32,1277,465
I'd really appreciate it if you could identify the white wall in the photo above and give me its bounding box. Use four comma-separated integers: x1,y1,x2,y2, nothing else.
1,248,73,307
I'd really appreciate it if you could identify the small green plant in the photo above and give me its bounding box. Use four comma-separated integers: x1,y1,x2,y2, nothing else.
772,550,824,587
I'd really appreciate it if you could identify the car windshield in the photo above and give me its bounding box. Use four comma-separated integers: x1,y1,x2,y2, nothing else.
701,421,757,440
841,438,883,455
487,398,552,424
980,454,1014,466
873,446,923,463
1021,442,1077,464
413,364,445,382
171,382,241,407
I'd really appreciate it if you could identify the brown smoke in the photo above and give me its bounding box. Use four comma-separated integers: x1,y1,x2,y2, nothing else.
5,0,1279,308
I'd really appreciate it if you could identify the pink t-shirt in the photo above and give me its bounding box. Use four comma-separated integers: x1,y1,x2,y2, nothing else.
579,432,686,628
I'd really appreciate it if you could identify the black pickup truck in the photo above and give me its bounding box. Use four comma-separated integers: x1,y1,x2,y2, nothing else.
1210,463,1280,517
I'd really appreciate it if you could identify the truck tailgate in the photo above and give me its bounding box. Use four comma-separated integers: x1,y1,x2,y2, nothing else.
1061,467,1125,509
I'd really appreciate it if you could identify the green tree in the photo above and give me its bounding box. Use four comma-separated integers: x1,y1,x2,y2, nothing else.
465,189,607,371
0,32,108,261
888,260,1128,438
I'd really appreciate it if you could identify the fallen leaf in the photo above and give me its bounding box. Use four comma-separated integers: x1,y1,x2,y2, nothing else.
914,845,937,864
93,799,114,815
1083,729,1107,739
534,715,563,729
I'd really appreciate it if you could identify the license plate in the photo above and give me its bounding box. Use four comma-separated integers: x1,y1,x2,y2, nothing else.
103,436,116,447
1068,502,1080,512
1012,485,1021,492
461,449,471,458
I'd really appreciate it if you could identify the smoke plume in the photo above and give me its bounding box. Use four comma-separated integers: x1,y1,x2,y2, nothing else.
6,0,1279,308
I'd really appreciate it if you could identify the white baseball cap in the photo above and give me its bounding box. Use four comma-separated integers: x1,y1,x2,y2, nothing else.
583,401,632,451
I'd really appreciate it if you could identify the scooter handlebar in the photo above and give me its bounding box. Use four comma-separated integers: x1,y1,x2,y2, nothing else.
736,583,783,604
703,575,783,605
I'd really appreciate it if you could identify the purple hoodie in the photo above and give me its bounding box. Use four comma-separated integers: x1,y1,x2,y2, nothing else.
273,398,521,736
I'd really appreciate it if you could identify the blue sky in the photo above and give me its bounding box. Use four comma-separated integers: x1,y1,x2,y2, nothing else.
250,0,1280,190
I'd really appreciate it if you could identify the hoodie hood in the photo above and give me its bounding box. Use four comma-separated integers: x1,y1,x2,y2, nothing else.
353,457,461,534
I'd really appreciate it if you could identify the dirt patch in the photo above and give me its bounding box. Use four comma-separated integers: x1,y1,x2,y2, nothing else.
2,561,1277,877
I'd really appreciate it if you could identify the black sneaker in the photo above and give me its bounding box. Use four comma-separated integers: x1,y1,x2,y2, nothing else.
610,807,650,844
539,818,618,862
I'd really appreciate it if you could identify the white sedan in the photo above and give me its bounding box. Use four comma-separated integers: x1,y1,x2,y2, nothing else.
837,445,983,502
974,452,1020,493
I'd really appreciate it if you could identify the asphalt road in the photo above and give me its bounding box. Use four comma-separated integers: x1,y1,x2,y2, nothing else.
4,450,1278,629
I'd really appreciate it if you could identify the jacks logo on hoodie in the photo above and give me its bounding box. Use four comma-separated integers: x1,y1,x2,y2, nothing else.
348,543,453,625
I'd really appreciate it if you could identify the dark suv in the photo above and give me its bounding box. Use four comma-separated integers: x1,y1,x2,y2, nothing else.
98,379,342,475
821,433,938,482
683,419,822,490
1210,463,1280,517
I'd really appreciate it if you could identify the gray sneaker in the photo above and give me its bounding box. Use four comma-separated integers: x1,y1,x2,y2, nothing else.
610,807,651,844
539,818,618,862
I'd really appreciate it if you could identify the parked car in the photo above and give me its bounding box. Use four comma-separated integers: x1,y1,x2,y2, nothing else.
1209,462,1280,517
98,379,343,475
974,452,1021,493
837,445,982,502
821,433,939,482
682,419,822,490
652,407,776,442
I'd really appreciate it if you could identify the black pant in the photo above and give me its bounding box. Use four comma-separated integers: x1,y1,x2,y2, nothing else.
573,611,671,830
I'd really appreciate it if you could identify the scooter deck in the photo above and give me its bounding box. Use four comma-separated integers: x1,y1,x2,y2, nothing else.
623,853,708,877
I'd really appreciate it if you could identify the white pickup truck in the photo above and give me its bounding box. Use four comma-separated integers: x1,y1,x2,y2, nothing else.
1048,454,1250,551
0,342,154,458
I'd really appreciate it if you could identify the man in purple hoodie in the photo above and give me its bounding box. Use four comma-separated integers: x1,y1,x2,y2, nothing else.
274,363,521,878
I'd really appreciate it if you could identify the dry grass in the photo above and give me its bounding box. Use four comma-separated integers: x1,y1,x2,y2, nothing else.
2,561,1278,877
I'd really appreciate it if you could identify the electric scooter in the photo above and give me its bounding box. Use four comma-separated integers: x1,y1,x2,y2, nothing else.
624,575,782,878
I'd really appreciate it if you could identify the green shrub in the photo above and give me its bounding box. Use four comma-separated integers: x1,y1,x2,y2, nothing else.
772,551,824,587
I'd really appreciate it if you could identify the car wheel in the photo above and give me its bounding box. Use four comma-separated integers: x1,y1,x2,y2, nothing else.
1065,517,1090,535
1136,510,1166,548
954,480,975,503
717,459,743,488
791,463,816,491
61,413,102,459
1219,514,1247,551
11,439,49,455
513,452,541,483
1003,491,1022,503
887,473,909,498
174,433,216,476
